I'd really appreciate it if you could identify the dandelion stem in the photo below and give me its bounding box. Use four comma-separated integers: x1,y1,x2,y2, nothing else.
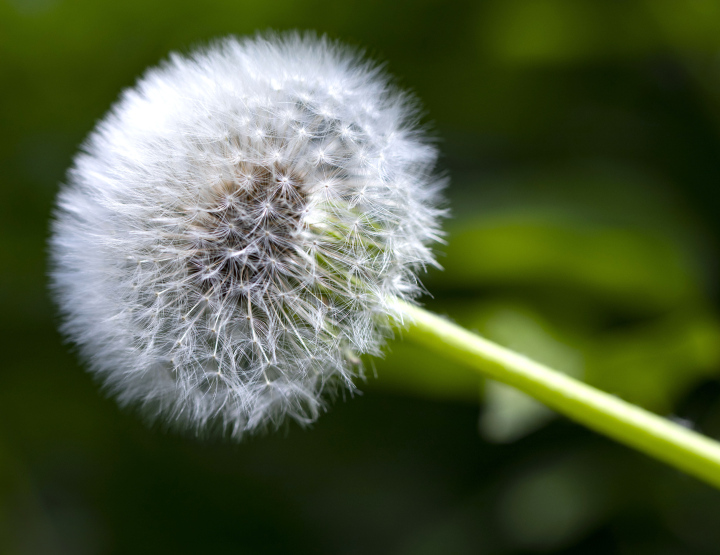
392,298,720,490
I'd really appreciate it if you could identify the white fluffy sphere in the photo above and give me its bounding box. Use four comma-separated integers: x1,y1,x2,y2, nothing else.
50,32,444,437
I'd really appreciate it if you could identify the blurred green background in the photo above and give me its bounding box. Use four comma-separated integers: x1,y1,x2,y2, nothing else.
3,0,720,553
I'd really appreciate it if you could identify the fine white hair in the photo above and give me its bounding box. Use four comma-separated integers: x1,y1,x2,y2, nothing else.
50,32,445,437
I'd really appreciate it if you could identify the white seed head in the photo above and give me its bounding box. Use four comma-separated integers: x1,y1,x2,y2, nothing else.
50,32,445,437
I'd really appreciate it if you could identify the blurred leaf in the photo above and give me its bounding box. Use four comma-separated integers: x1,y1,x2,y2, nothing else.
480,381,555,443
473,303,583,442
586,310,720,412
441,212,702,312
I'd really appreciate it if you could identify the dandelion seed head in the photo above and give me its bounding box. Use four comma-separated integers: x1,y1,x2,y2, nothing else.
50,32,445,438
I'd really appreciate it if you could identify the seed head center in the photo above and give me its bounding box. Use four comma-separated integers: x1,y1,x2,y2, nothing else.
188,161,309,297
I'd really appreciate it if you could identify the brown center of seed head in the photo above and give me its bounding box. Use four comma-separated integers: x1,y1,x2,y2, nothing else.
187,161,310,299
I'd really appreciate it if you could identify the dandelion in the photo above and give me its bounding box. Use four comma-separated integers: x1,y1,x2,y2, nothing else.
50,31,720,490
50,32,444,437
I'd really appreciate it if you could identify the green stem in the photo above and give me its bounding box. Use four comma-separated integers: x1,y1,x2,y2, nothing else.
392,298,720,489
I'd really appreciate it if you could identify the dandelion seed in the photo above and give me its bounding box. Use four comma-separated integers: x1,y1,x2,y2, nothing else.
49,31,445,438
